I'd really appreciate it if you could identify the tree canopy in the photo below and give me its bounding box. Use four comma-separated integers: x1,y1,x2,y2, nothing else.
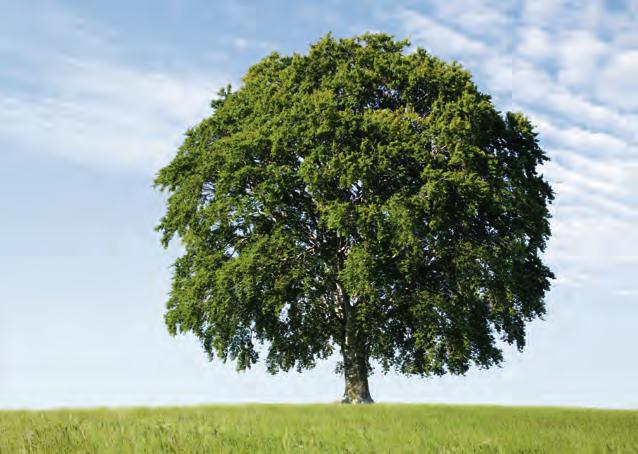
155,33,554,403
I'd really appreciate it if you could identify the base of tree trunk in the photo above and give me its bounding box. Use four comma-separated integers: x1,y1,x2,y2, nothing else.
341,334,374,404
341,363,374,404
340,395,374,404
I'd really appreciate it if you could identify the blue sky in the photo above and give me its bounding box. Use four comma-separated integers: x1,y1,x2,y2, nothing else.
1,0,637,409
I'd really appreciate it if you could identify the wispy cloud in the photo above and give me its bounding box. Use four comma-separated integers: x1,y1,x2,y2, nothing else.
552,269,592,288
596,50,638,112
614,288,638,298
398,10,489,58
232,37,277,52
1,60,222,173
0,6,230,174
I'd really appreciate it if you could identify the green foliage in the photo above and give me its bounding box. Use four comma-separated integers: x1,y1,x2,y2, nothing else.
155,33,554,378
2,405,637,453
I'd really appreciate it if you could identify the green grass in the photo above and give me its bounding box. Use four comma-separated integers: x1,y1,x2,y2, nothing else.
1,404,637,453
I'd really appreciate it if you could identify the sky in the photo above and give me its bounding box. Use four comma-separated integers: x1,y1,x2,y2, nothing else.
1,0,637,409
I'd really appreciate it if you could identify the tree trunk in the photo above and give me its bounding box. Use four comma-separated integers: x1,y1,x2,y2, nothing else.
341,343,373,403
335,277,373,403
341,307,373,404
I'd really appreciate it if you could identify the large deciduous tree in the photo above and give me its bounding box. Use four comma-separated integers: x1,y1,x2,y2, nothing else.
155,33,554,403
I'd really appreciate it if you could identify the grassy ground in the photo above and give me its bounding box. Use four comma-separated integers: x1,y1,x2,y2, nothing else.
1,404,637,453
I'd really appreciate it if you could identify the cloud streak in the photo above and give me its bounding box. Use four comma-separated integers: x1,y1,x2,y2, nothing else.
1,59,223,173
0,7,230,174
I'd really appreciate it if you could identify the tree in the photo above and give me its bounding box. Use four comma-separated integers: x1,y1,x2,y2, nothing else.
154,33,554,404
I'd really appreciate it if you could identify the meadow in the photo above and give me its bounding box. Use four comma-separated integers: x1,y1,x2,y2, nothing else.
1,404,637,453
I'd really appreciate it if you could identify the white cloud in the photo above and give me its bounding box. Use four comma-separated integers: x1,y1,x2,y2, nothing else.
545,152,621,198
548,214,638,263
0,5,233,174
614,289,638,297
596,51,638,112
412,0,512,46
520,0,566,25
531,116,636,159
232,37,276,52
512,60,638,143
555,29,609,92
517,26,554,62
516,3,637,115
0,59,225,173
551,269,592,288
233,37,252,51
397,9,489,60
482,55,513,97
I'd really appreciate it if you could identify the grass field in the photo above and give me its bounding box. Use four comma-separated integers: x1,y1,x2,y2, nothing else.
1,404,637,453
